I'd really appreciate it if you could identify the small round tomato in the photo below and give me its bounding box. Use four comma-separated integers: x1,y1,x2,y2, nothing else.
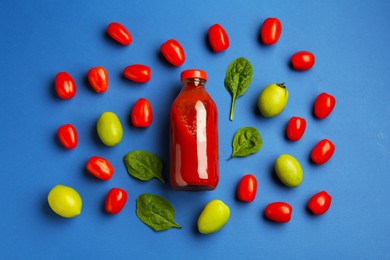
57,124,78,149
88,66,109,93
291,51,315,71
308,191,332,215
265,202,292,223
107,22,132,45
105,188,128,214
48,185,82,218
86,156,114,180
258,83,289,117
275,154,303,187
160,39,186,66
123,64,151,83
97,112,123,146
260,17,282,45
237,174,258,202
311,139,335,164
197,200,230,234
314,92,336,119
208,24,230,52
131,98,153,128
55,72,76,99
286,116,306,141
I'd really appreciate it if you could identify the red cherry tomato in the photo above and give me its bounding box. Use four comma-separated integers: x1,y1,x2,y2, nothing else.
86,156,114,180
123,64,151,83
88,66,109,93
55,72,76,99
314,92,336,119
311,139,335,164
131,98,153,128
286,116,306,141
260,17,282,45
308,191,332,215
237,174,258,202
160,39,186,66
107,22,132,45
208,24,230,52
57,124,78,149
105,188,128,214
291,51,315,70
265,202,292,223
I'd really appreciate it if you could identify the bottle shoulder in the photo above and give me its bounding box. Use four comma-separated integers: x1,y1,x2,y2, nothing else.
173,87,215,105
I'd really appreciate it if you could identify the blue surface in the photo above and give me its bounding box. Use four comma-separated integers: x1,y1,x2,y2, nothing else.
1,0,389,259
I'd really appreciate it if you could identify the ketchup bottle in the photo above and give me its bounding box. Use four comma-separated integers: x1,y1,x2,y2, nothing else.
170,69,219,190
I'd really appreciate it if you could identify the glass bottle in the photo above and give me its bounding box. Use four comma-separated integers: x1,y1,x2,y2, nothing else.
170,69,219,190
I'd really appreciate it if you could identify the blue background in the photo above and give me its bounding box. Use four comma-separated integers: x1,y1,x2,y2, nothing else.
1,0,389,259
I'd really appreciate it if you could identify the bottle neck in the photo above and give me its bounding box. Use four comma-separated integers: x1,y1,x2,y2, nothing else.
181,78,206,90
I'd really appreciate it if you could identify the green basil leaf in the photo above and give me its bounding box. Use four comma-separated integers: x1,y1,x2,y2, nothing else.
136,193,182,231
230,127,262,159
123,150,164,183
224,57,254,121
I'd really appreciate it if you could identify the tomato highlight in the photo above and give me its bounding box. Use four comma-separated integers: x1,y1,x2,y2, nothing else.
260,18,282,45
105,188,128,214
308,191,332,215
291,51,315,70
88,66,109,93
55,72,76,99
131,98,153,128
286,116,306,141
107,22,132,45
86,156,114,180
314,92,336,119
123,64,151,83
57,124,78,149
311,139,335,164
237,174,258,202
265,202,292,223
160,39,186,66
208,24,230,52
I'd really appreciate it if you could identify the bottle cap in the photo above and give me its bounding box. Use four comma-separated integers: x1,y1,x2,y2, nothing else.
181,69,207,81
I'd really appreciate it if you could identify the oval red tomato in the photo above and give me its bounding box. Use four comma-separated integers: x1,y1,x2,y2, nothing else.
208,24,230,52
237,174,257,202
88,66,109,93
57,124,78,149
123,64,151,83
105,188,128,214
308,191,332,215
291,51,315,71
286,116,306,141
265,202,292,223
311,139,335,164
107,22,132,45
55,72,76,99
314,92,336,119
86,156,114,180
260,17,282,45
131,98,153,128
160,39,186,66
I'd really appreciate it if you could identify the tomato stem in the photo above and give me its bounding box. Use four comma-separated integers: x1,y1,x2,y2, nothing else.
277,82,286,88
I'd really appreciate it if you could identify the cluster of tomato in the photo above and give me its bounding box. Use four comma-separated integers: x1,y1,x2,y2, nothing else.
262,93,335,222
53,22,161,216
233,18,336,222
53,18,336,225
52,21,233,217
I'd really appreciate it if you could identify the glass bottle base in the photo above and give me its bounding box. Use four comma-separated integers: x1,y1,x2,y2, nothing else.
171,185,216,191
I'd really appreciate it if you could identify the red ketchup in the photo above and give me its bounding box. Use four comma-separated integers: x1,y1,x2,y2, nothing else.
170,70,219,190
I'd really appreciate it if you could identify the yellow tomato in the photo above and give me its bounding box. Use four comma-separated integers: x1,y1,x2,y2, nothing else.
48,185,82,218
